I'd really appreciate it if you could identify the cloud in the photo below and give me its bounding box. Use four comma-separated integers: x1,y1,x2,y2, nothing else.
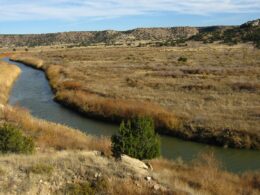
0,0,259,21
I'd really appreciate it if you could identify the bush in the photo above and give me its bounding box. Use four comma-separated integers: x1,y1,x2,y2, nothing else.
63,182,95,195
256,40,260,49
178,56,188,62
61,178,108,195
111,117,160,160
27,163,53,175
0,123,34,154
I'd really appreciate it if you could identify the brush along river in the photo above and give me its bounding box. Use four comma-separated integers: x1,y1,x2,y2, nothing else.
4,58,260,173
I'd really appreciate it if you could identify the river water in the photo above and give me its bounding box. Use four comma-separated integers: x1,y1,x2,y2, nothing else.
4,58,260,173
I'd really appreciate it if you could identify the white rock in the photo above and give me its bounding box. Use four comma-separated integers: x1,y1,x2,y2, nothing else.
121,155,149,170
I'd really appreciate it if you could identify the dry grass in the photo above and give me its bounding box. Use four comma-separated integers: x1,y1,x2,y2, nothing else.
0,61,20,104
55,89,181,130
149,151,260,195
0,50,259,194
11,44,260,149
0,150,163,195
0,149,258,195
10,56,44,69
1,106,111,154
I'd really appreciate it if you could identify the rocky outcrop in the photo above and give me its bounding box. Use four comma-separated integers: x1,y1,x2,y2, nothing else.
241,19,260,28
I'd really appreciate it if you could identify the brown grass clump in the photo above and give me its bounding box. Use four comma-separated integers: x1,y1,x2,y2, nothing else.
1,106,111,154
55,89,181,131
149,152,260,195
231,82,260,92
106,178,156,195
0,61,21,104
61,80,84,90
45,65,63,89
10,56,44,69
0,52,12,58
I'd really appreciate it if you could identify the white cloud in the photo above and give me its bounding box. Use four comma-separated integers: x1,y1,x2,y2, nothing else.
0,0,259,21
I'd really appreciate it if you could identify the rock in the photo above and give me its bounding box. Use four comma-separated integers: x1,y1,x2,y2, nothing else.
121,155,148,170
145,176,152,181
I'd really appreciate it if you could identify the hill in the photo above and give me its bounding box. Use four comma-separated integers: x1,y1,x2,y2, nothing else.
191,19,260,48
0,19,259,48
0,27,198,47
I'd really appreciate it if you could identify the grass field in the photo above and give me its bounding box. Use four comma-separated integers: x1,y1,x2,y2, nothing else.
0,53,260,194
11,43,260,149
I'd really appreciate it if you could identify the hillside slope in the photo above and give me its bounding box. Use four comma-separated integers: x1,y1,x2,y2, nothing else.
191,19,260,47
0,19,259,48
0,27,198,47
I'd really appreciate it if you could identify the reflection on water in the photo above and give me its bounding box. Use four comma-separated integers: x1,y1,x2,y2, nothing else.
5,58,260,173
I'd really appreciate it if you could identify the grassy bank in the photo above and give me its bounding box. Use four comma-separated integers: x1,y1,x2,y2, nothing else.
0,61,21,105
9,44,260,149
0,107,259,194
10,56,44,69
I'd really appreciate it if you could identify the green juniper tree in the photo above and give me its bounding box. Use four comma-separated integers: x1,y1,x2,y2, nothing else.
0,123,34,154
111,117,160,160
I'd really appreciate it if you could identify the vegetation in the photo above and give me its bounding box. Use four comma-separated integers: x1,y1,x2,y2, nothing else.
10,56,44,69
2,106,111,154
11,43,260,149
0,55,259,194
191,19,260,48
0,61,20,104
112,117,160,160
27,163,53,175
61,178,108,195
0,27,198,47
150,152,260,195
0,123,34,154
0,146,259,194
178,56,188,62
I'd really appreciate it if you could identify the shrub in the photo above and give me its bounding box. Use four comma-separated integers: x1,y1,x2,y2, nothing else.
256,40,260,49
27,163,53,175
0,123,34,154
63,182,95,195
111,117,160,160
178,56,188,62
61,178,108,195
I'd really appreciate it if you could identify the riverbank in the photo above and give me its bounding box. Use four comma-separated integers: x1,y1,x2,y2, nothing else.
9,45,260,150
1,107,259,194
0,61,20,105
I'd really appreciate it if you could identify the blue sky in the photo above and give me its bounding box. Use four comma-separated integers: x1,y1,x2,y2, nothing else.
0,0,259,34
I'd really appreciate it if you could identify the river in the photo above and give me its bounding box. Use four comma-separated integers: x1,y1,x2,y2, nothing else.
3,57,260,173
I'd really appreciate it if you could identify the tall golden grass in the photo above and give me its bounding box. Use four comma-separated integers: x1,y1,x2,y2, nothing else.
10,56,44,69
1,106,111,154
149,152,260,195
55,89,181,131
0,62,21,104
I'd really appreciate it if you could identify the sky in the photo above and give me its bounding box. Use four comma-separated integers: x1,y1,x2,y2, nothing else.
0,0,259,34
